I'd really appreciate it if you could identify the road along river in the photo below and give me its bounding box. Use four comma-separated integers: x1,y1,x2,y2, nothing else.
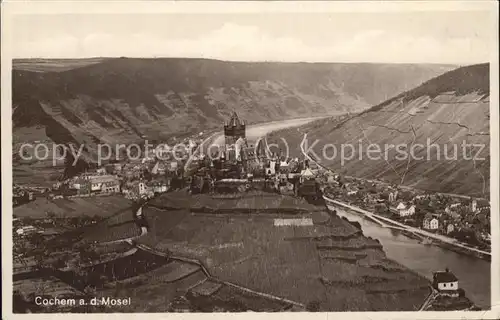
325,198,491,309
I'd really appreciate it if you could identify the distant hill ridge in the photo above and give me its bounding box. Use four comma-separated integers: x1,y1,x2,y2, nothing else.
364,63,489,114
13,58,454,162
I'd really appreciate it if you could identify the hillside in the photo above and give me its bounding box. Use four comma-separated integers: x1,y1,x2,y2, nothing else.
268,63,490,197
12,58,454,163
137,191,431,311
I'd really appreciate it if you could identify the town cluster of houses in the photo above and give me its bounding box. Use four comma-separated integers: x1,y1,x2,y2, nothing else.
189,151,323,198
63,171,171,200
325,177,491,246
47,155,181,201
392,197,490,238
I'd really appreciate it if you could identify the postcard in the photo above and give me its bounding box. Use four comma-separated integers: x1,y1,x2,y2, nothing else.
1,1,499,319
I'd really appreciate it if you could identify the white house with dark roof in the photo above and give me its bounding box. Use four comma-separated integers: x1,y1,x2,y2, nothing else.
396,202,416,217
423,213,439,230
432,268,459,297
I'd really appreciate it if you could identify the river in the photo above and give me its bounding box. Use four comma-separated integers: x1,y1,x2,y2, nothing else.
332,205,491,309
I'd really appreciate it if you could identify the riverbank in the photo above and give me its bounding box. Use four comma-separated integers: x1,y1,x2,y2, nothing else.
323,195,491,262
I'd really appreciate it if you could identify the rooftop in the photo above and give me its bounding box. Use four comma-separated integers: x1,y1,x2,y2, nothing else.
434,270,458,283
226,112,244,127
89,175,119,184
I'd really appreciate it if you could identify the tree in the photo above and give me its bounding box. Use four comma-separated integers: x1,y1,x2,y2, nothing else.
398,190,413,201
379,192,389,200
51,256,67,270
33,248,48,270
46,211,56,220
69,217,80,228
306,300,321,312
13,290,32,313
143,169,152,181
22,217,34,225
375,203,388,214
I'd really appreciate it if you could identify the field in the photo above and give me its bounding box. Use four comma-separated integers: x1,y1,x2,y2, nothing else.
14,195,133,219
138,191,430,311
149,190,321,213
13,58,108,72
13,276,87,312
15,246,291,312
91,256,291,312
82,221,141,243
13,165,64,188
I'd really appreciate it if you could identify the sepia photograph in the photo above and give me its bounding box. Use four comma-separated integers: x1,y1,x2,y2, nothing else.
1,1,499,318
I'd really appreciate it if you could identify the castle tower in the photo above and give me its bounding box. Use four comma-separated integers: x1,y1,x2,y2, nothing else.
224,111,246,146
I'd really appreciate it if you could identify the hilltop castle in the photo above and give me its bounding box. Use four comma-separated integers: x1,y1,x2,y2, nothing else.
224,112,246,146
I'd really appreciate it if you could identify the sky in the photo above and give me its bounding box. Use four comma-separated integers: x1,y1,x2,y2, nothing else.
11,11,493,64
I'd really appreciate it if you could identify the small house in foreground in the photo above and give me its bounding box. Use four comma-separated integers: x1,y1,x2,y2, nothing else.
432,269,459,297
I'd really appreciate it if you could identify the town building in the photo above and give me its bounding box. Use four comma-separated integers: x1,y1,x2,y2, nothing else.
151,161,167,175
423,213,439,230
96,167,107,175
396,202,406,214
446,223,455,234
113,163,123,173
122,180,152,199
414,194,428,200
388,190,398,202
155,144,172,160
148,180,170,194
300,168,315,181
169,161,179,172
138,181,147,195
278,160,290,174
136,206,143,217
224,112,246,146
188,139,198,155
266,161,277,176
445,203,462,214
234,137,246,161
471,199,490,213
326,174,336,184
89,175,121,194
13,190,35,206
432,269,460,297
75,179,91,195
278,173,288,185
396,203,416,217
15,225,37,236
